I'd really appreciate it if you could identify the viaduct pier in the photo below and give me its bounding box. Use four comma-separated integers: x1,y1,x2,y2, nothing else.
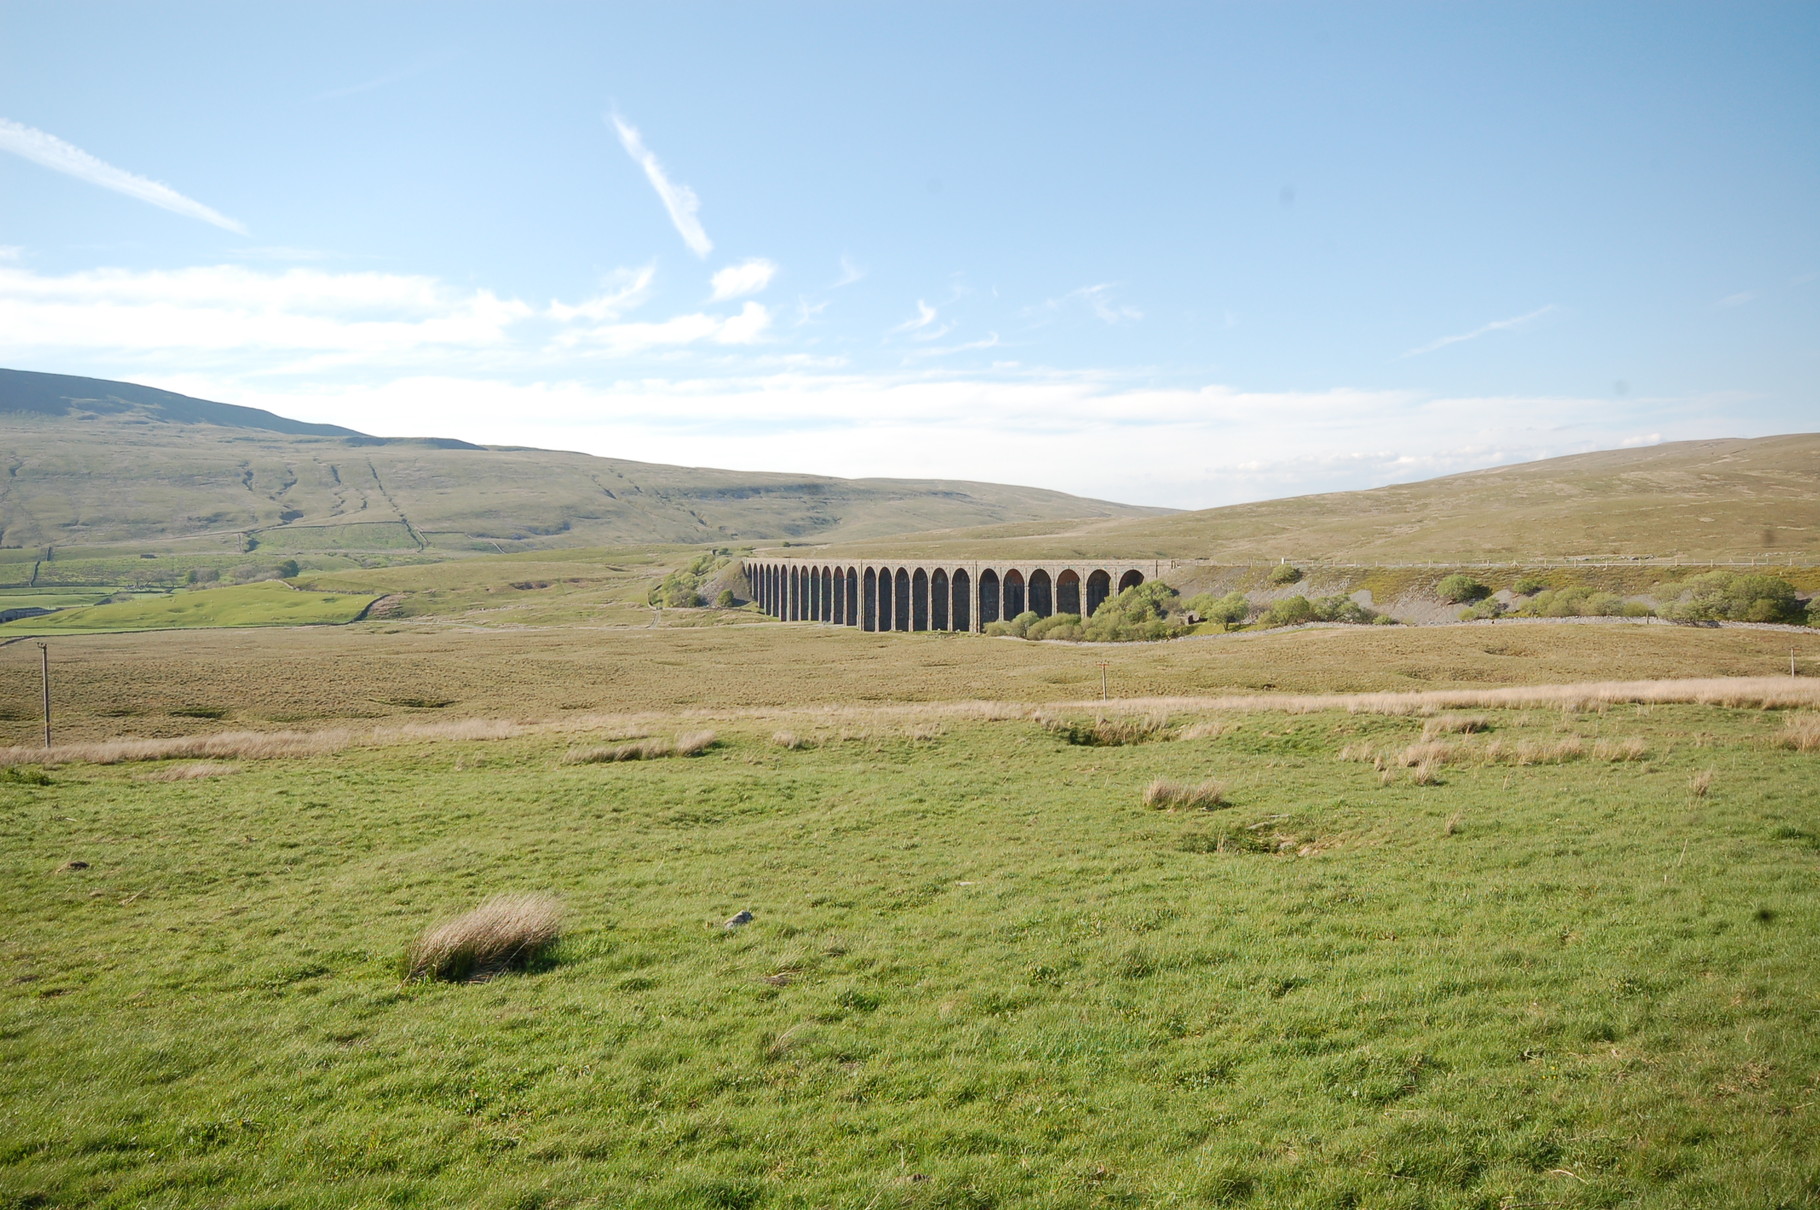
744,557,1176,633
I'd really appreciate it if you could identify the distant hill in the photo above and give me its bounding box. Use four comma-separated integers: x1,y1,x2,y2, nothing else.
806,435,1820,563
0,368,365,438
0,369,1165,556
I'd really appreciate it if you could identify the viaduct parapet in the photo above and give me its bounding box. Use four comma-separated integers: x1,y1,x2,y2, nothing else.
743,557,1176,633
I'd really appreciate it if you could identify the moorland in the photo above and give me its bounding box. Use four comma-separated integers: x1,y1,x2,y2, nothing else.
2,372,1818,1208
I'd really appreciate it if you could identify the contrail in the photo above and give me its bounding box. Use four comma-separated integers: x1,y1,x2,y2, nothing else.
0,118,247,234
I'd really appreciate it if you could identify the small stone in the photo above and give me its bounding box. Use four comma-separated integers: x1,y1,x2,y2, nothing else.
57,860,89,872
723,910,754,929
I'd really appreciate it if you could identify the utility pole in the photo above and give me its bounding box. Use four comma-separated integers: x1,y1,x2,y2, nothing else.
37,640,50,746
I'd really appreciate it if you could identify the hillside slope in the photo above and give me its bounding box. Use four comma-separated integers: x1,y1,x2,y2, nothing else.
0,370,1164,555
806,434,1820,563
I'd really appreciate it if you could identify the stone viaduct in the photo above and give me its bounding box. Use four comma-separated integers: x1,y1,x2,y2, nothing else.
744,557,1176,632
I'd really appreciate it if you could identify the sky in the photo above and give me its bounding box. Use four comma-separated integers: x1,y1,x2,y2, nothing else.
0,1,1815,510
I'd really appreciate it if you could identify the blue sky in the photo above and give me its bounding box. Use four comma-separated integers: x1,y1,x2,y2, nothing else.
1,1,1814,508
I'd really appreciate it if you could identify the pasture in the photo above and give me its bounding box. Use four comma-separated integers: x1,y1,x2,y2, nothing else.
0,612,1817,1207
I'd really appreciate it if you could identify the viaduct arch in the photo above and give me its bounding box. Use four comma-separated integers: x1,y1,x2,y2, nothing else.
744,557,1165,633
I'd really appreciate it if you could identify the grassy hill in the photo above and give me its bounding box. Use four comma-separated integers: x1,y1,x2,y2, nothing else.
0,370,1163,575
803,434,1820,564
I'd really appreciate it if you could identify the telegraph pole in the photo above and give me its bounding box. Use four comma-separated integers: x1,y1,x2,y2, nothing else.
38,642,51,749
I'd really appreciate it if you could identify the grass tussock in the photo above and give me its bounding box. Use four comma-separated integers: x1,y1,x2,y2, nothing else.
1042,713,1171,747
565,737,672,763
770,730,807,750
406,893,563,983
1422,713,1490,739
565,729,717,763
675,729,717,756
1176,720,1230,741
135,762,243,782
1776,713,1820,752
1143,778,1229,811
0,717,529,767
1591,737,1649,762
1689,768,1715,798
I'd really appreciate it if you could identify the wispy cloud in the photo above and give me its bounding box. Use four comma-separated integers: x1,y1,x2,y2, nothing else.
0,118,247,234
709,258,777,301
548,265,655,322
908,332,1001,358
557,301,770,354
1718,291,1754,308
312,55,447,102
891,300,951,340
608,112,711,258
832,256,866,288
1400,304,1556,358
1033,283,1143,325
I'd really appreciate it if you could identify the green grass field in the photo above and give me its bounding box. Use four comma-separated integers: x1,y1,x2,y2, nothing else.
2,691,1816,1208
0,582,378,635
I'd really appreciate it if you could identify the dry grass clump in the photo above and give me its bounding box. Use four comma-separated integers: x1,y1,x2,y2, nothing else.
1591,737,1649,762
0,717,530,767
1422,714,1490,739
565,737,672,763
675,729,717,756
1398,741,1455,768
1177,720,1230,741
135,762,243,782
1479,736,1585,765
1043,713,1171,747
771,730,807,750
1408,759,1443,786
406,893,563,982
565,729,716,763
1689,768,1715,798
1143,778,1230,811
1776,713,1820,753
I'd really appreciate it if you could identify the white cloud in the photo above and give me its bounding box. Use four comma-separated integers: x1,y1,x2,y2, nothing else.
0,117,247,234
0,245,20,262
166,368,1730,511
891,300,953,340
547,265,655,322
557,301,770,353
1400,304,1557,358
832,256,865,288
894,300,938,332
0,264,530,358
1718,291,1755,308
908,332,1001,358
708,258,778,301
1036,283,1143,325
608,112,711,259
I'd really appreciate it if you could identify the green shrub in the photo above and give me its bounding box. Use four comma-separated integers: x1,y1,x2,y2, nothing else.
1436,574,1489,604
715,588,736,608
1655,571,1806,625
986,609,1042,638
1084,583,1185,642
1458,599,1507,621
1309,594,1379,624
1512,574,1549,595
1026,612,1084,641
1258,594,1381,628
1267,564,1303,586
1519,586,1628,618
1258,595,1314,628
1185,591,1251,630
